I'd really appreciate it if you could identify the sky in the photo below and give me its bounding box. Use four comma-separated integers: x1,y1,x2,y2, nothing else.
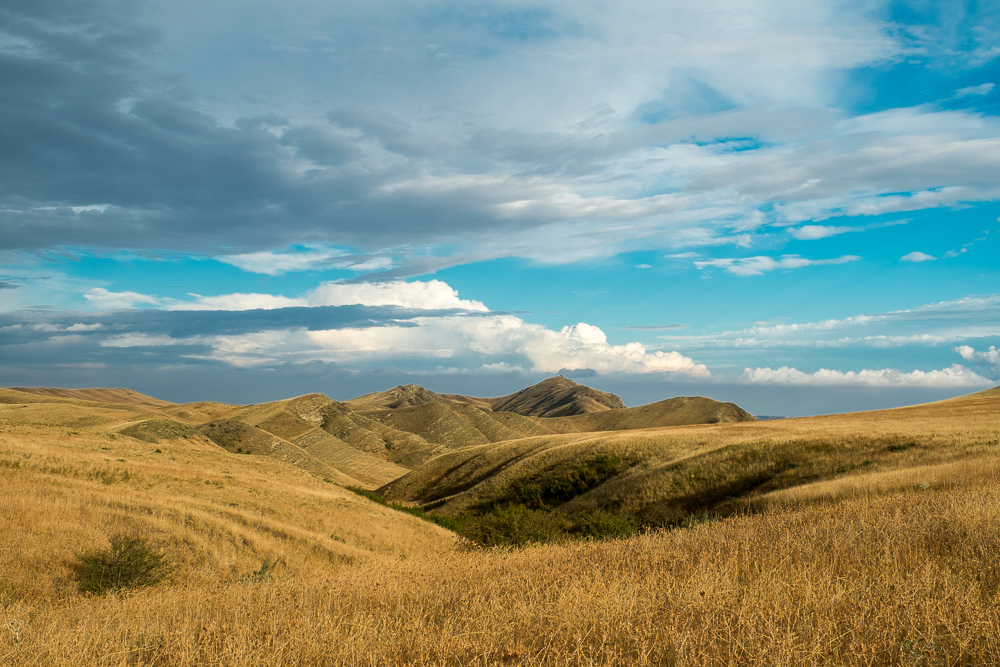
1,0,999,416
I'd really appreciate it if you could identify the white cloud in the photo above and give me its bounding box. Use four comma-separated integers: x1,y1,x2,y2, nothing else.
307,280,488,311
303,316,708,376
171,293,305,311
64,323,103,332
519,322,710,376
102,333,194,348
694,254,860,276
217,248,345,275
787,219,907,240
665,294,1000,351
129,280,490,312
115,313,708,377
83,288,161,309
900,251,935,262
957,83,995,97
89,278,707,376
788,225,858,240
955,345,1000,374
742,364,992,388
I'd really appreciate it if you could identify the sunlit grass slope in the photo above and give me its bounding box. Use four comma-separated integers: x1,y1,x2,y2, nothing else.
0,390,456,603
2,385,1000,665
384,387,1000,527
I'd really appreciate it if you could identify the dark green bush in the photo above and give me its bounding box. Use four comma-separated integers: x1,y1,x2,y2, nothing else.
510,454,628,510
461,505,569,548
76,534,171,594
571,510,638,540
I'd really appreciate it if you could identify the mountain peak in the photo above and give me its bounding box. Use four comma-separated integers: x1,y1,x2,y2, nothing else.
490,375,625,418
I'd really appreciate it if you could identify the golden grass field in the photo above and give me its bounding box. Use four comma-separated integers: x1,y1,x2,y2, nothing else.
1,386,999,665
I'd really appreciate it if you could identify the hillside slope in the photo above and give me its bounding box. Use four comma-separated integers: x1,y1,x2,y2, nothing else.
6,386,172,406
382,386,1000,528
0,391,456,605
553,395,755,432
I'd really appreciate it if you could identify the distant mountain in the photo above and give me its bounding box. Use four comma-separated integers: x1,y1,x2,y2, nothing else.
489,375,625,418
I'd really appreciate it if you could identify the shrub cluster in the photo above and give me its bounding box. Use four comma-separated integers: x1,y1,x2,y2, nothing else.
76,534,171,594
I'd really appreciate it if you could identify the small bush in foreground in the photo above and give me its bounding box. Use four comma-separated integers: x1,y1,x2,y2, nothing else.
76,534,171,594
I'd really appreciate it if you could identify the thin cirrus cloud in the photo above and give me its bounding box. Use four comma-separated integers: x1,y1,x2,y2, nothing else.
664,294,1000,350
788,219,907,240
694,254,860,276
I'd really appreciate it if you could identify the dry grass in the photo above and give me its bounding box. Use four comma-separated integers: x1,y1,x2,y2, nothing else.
4,480,1000,665
2,387,1000,665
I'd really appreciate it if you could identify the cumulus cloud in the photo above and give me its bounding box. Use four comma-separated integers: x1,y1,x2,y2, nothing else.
13,279,708,377
694,254,860,276
519,322,709,375
301,316,709,376
307,280,488,311
742,364,991,388
955,345,1000,378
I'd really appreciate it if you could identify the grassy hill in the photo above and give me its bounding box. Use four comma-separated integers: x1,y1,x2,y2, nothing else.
2,384,1000,664
381,386,1000,538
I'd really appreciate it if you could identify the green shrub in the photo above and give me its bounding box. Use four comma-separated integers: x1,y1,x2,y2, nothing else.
510,454,629,510
571,510,638,540
461,505,569,548
76,534,171,594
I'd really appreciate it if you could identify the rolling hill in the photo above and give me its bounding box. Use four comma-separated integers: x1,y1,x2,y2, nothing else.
2,382,1000,664
0,378,758,489
381,384,1000,530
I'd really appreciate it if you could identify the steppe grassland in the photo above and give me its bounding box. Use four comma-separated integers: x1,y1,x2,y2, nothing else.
4,481,1000,665
0,399,455,603
1,389,1000,665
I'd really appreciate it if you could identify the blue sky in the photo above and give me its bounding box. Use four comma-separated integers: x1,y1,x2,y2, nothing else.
1,0,999,415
